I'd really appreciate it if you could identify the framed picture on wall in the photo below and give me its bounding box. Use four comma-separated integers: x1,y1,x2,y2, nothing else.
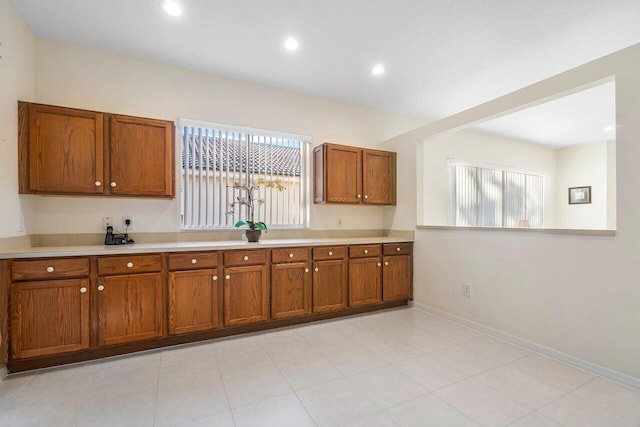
568,186,592,204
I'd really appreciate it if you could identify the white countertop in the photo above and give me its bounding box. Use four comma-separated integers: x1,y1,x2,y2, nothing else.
0,237,413,259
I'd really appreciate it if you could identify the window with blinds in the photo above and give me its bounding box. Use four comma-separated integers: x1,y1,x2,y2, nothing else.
449,161,544,227
179,119,311,229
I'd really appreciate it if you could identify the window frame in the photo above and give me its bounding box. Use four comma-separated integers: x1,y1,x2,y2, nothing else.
448,159,545,228
177,118,312,231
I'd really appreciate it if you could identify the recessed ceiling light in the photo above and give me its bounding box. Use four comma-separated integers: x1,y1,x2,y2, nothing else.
603,126,615,132
162,0,182,16
284,37,299,51
371,64,385,76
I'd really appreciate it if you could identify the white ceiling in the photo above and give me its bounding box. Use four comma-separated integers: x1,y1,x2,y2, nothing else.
9,0,640,122
471,81,616,148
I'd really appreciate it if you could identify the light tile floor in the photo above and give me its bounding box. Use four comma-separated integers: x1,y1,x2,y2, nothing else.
1,307,639,427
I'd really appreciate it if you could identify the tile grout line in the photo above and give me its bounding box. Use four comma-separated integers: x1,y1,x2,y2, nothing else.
214,349,238,427
407,314,608,419
151,358,161,427
533,378,640,425
504,411,556,426
258,330,319,426
426,332,635,425
381,389,482,426
159,346,235,426
8,308,639,426
217,336,298,420
413,304,640,390
566,376,640,424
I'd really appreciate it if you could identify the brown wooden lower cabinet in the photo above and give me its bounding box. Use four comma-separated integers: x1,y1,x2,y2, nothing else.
168,269,221,335
349,257,382,307
312,259,347,312
383,255,412,301
223,264,269,326
10,278,90,359
97,273,164,346
4,242,412,371
271,262,311,319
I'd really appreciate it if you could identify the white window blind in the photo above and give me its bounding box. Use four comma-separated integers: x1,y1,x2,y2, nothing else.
450,161,544,227
179,120,310,229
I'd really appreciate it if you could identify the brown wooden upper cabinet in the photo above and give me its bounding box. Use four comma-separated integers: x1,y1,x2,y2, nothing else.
18,102,175,198
313,143,396,205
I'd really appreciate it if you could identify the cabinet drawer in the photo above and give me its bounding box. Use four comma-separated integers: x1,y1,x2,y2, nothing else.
11,257,89,281
169,252,218,271
312,246,347,260
271,248,310,264
349,245,382,258
98,254,162,275
383,243,413,256
224,250,267,266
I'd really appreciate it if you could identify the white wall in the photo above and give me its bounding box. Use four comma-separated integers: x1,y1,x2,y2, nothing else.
29,39,423,235
0,0,36,238
607,140,617,229
555,140,613,229
420,129,557,227
385,44,640,380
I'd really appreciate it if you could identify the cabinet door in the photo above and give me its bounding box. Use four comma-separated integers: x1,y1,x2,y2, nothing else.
168,269,220,335
97,273,164,346
325,144,362,203
383,255,411,301
223,265,269,326
349,258,382,307
11,279,90,359
109,115,174,197
312,259,347,313
271,262,311,319
362,149,396,205
23,103,104,194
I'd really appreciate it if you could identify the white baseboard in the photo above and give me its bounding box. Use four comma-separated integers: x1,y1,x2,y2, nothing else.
0,364,7,381
413,302,640,390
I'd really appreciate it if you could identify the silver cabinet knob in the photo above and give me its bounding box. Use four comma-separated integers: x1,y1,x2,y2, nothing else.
80,287,87,293
95,181,101,187
385,262,389,266
289,253,294,258
314,267,319,272
46,266,55,273
243,256,249,261
328,251,333,256
212,275,218,281
225,275,230,280
364,249,369,254
357,194,362,198
378,263,382,267
305,268,309,273
98,285,105,291
364,195,369,199
110,182,117,187
126,262,134,268
396,247,401,252
191,259,197,264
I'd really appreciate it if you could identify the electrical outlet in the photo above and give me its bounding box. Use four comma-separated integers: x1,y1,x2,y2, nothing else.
102,216,113,228
337,216,343,226
18,215,25,232
122,216,134,230
463,283,472,298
